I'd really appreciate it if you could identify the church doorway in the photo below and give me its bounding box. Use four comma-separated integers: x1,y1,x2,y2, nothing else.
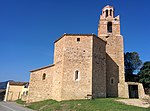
128,85,139,98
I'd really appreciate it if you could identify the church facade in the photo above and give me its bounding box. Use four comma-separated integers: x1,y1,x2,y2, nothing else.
27,5,145,103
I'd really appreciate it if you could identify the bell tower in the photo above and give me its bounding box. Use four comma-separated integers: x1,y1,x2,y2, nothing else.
98,5,120,38
98,5,126,97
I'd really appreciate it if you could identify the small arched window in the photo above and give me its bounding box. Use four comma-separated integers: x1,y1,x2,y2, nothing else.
111,79,114,84
107,22,112,33
110,77,115,85
42,73,46,80
106,10,108,17
75,70,79,80
110,9,112,16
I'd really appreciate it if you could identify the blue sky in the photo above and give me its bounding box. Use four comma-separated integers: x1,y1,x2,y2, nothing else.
0,0,150,82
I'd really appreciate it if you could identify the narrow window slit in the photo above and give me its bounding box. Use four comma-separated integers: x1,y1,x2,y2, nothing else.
42,73,46,80
75,70,79,80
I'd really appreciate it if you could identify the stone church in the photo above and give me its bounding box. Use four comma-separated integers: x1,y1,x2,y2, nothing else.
27,5,145,103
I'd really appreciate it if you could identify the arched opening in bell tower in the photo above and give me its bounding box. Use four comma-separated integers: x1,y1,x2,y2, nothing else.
107,22,112,33
106,10,108,17
110,9,112,16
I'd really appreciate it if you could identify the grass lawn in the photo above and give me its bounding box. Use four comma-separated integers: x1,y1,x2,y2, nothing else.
16,99,26,105
16,98,150,111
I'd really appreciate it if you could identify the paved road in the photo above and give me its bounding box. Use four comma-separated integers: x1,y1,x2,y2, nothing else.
0,101,35,111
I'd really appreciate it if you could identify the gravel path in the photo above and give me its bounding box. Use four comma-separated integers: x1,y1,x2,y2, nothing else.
116,99,150,108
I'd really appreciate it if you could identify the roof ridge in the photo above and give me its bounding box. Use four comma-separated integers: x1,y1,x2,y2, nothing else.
30,64,54,72
54,33,97,43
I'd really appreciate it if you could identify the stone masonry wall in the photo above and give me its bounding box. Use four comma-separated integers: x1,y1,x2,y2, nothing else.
61,35,93,100
105,35,124,97
98,16,120,37
98,6,125,97
92,36,106,98
52,36,65,101
27,65,54,103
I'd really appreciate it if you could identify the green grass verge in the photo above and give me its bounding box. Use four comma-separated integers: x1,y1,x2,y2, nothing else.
16,99,26,105
17,98,150,111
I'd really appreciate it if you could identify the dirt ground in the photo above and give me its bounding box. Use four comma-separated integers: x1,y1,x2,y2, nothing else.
116,99,150,108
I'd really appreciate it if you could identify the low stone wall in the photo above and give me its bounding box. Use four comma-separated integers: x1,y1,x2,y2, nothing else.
124,82,146,99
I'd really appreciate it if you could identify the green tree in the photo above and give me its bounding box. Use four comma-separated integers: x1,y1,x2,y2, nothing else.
124,52,142,81
138,61,150,94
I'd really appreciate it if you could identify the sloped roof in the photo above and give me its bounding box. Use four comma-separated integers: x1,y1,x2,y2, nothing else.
54,33,106,43
30,64,54,72
9,81,28,86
